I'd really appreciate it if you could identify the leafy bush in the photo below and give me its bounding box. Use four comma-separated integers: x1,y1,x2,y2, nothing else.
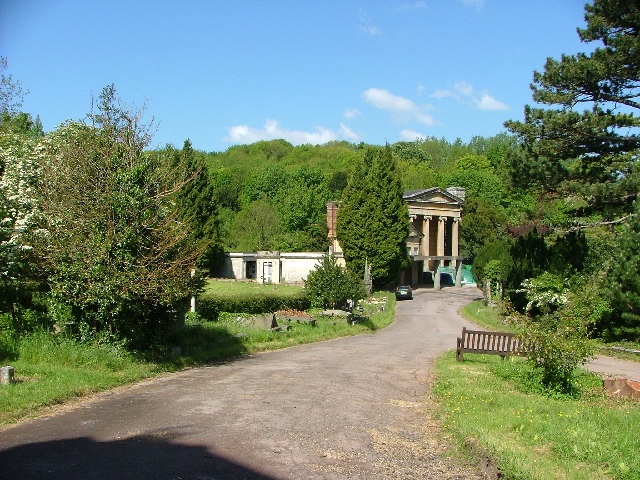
509,308,596,394
303,254,366,309
517,271,569,315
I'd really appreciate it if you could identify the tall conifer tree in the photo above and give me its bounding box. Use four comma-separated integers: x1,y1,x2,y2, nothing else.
336,146,408,287
173,139,221,273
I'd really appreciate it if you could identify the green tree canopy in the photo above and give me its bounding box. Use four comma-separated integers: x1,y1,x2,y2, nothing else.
505,0,640,225
171,139,222,274
606,201,640,341
458,198,508,262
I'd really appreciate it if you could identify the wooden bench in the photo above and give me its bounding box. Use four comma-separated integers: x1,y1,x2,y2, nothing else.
456,327,528,361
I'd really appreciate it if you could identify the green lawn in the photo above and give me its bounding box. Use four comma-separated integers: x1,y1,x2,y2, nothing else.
202,279,304,297
434,352,640,479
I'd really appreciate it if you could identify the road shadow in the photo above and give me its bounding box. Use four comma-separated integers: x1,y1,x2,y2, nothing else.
0,428,279,480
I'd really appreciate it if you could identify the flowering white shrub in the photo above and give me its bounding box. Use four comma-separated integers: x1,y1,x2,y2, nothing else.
518,271,569,314
0,133,44,281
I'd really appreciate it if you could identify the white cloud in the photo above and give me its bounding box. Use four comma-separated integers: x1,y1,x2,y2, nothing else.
225,120,337,146
460,0,485,10
400,129,427,141
363,88,415,112
430,82,509,111
340,123,362,142
474,93,509,111
344,108,361,120
430,89,458,101
362,88,436,125
358,10,382,36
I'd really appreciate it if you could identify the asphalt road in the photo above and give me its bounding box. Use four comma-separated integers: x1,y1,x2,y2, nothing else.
1,287,637,480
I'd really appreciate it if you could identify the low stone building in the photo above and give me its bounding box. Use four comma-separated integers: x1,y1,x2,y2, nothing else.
216,251,339,285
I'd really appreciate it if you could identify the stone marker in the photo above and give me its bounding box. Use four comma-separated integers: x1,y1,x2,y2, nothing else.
322,309,354,324
1,366,14,385
235,313,279,330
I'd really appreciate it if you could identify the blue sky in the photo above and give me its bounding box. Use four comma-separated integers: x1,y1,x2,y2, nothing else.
2,0,589,153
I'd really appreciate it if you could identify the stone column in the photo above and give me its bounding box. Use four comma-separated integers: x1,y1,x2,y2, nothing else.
437,216,446,257
452,217,460,257
422,215,431,256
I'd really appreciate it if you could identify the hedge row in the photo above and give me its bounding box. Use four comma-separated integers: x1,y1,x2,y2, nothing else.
196,293,311,321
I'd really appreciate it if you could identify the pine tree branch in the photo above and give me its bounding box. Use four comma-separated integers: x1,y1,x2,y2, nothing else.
565,214,635,232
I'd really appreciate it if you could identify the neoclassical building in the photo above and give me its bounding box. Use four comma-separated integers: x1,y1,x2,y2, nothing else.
328,187,466,289
402,187,465,288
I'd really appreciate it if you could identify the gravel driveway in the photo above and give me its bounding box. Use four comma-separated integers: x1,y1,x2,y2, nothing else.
0,287,487,479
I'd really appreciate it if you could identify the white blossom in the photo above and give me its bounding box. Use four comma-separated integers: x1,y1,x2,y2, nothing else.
0,132,45,280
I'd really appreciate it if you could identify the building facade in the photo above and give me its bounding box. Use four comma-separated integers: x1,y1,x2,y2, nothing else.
328,187,466,289
402,187,465,288
216,251,339,285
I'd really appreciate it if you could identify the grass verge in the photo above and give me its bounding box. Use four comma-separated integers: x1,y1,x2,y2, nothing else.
202,279,304,297
0,331,160,426
438,299,640,479
434,352,640,480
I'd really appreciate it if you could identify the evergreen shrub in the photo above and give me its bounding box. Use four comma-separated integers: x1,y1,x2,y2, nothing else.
197,293,310,321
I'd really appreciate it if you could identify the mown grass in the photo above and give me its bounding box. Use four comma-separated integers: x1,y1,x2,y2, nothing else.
460,299,514,332
202,279,304,297
0,286,394,427
436,299,640,479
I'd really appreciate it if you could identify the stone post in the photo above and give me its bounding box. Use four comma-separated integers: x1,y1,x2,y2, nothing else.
434,261,442,291
190,268,196,313
1,366,14,385
455,260,463,287
452,218,460,257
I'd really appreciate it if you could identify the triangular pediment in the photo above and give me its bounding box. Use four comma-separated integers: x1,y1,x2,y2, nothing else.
403,188,464,205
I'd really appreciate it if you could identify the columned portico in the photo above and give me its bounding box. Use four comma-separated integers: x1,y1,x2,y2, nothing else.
403,188,465,290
